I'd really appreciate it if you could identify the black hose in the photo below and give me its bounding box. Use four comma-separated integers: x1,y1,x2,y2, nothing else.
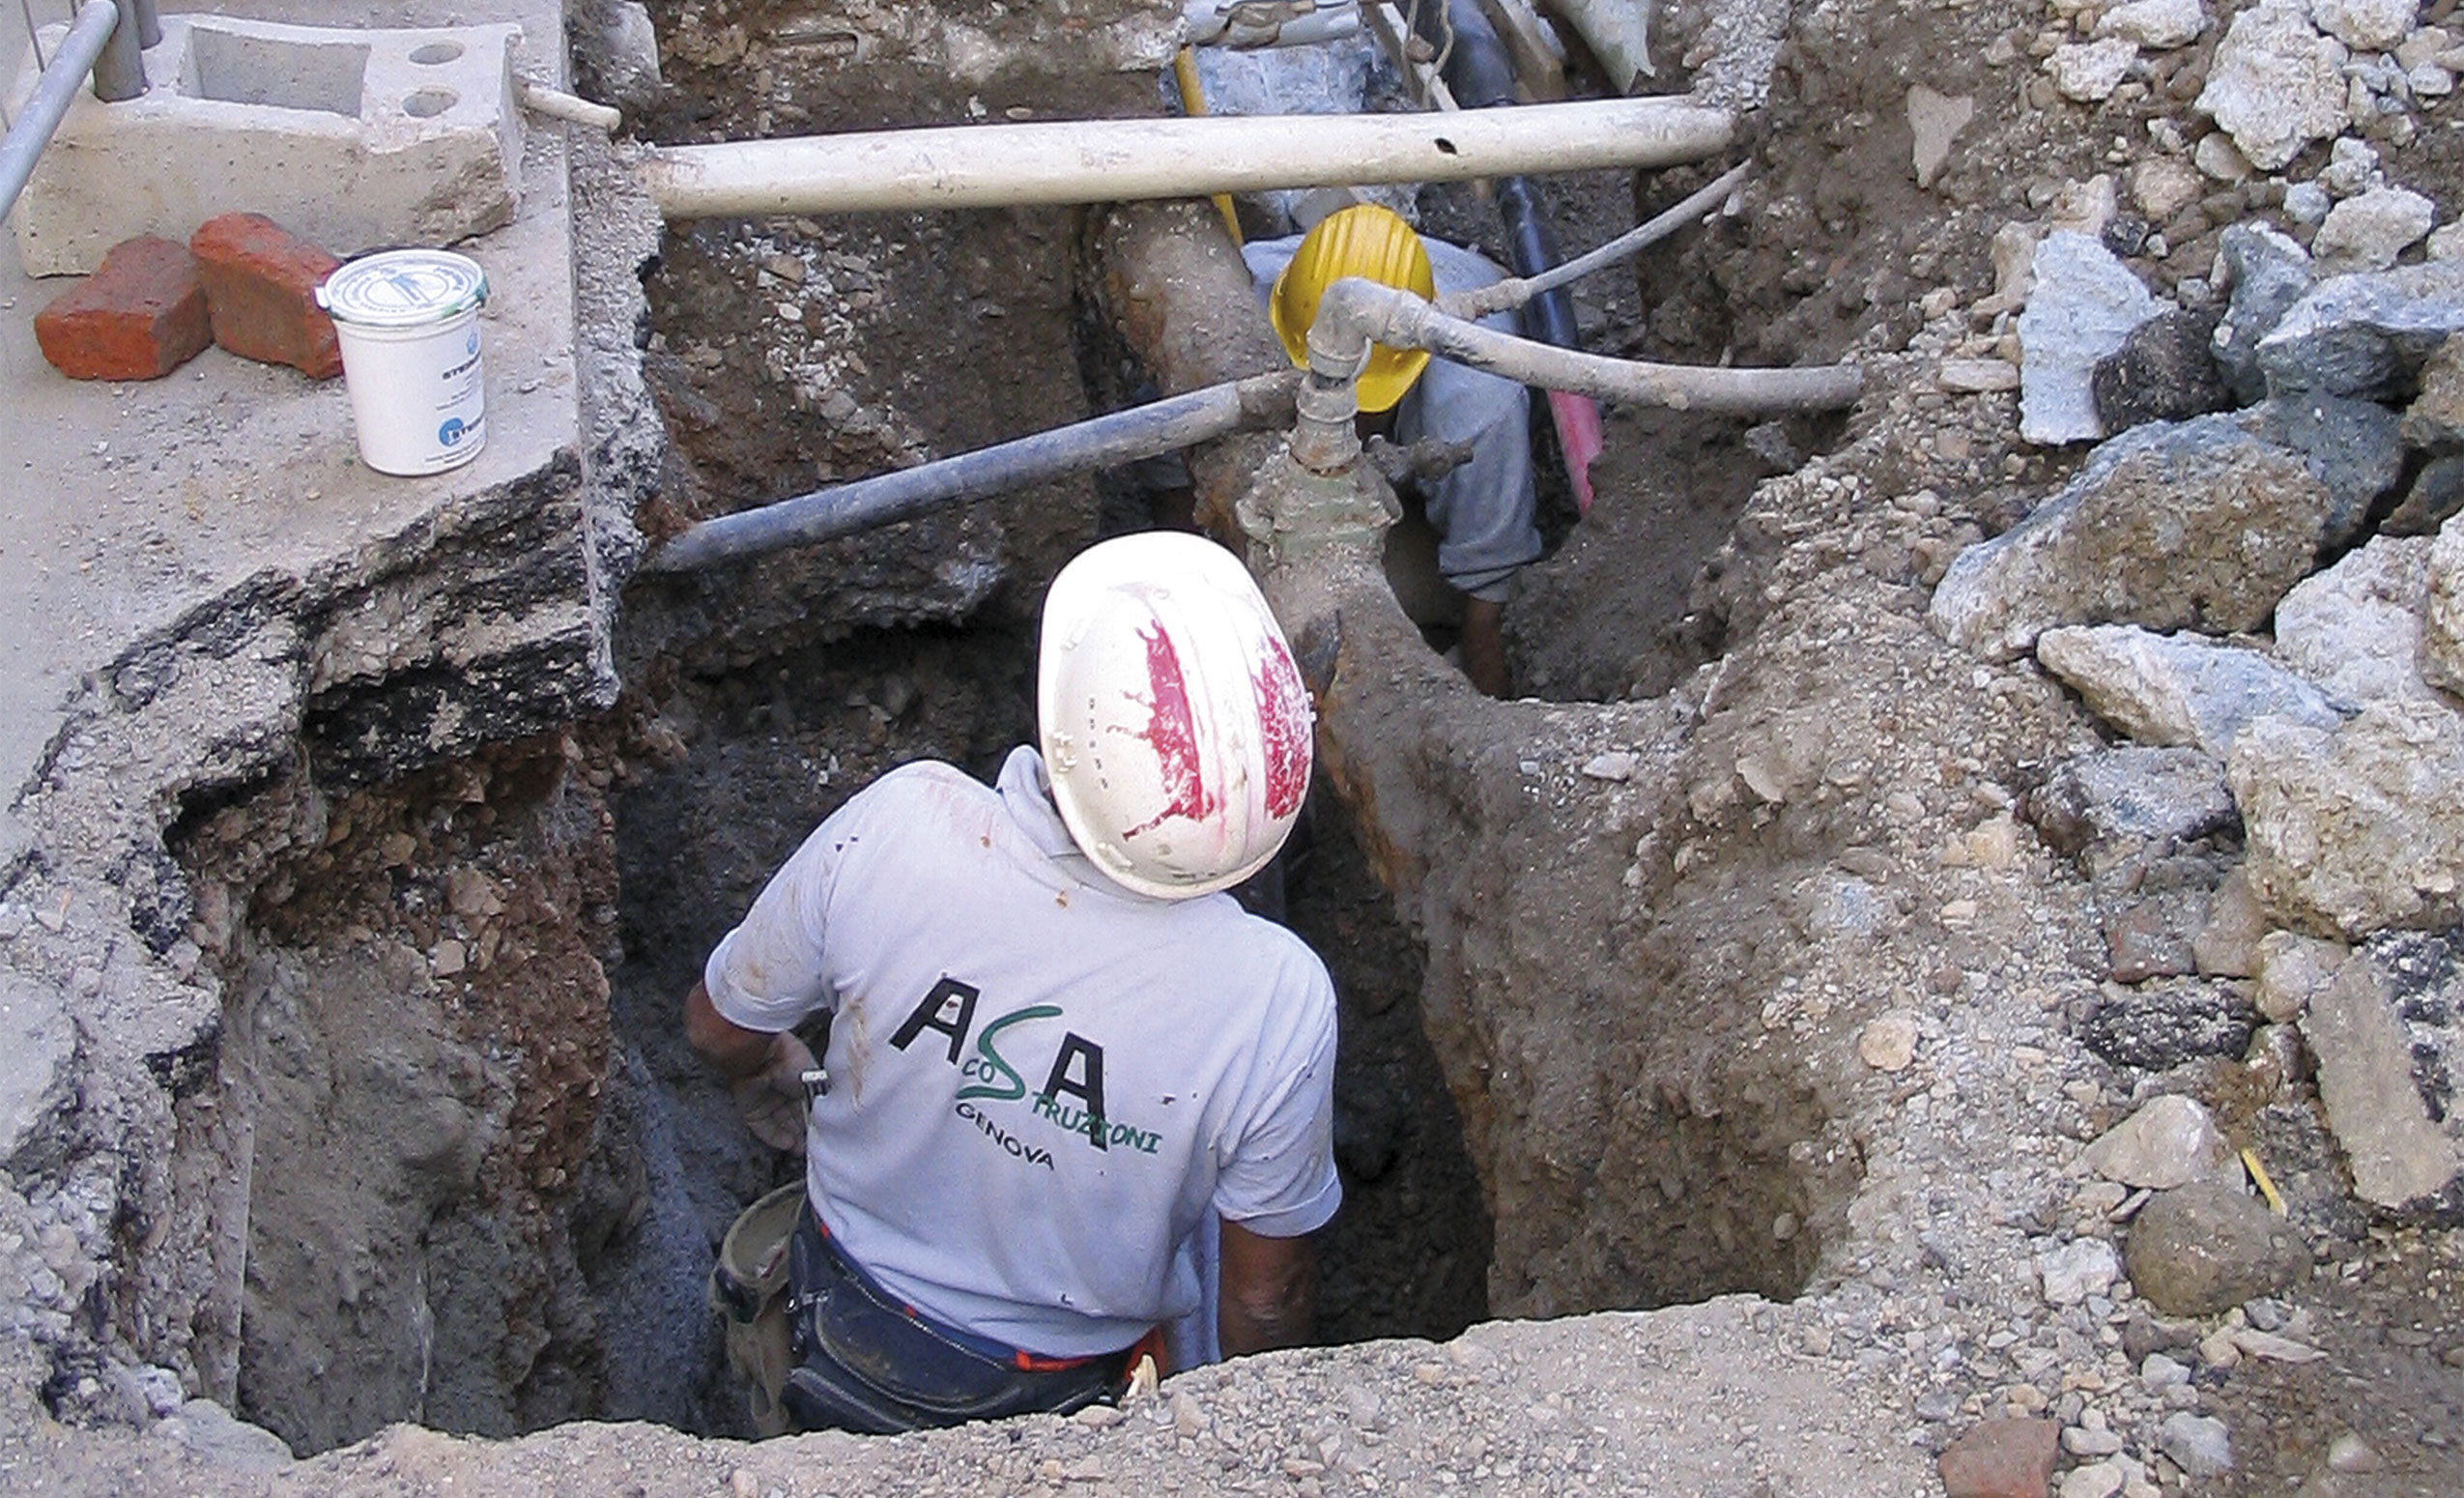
1412,0,1582,350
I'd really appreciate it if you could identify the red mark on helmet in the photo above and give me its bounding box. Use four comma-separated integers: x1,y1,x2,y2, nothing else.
1123,621,1217,839
1254,635,1310,819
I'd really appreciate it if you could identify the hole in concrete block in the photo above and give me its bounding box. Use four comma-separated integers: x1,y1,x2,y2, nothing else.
410,42,466,66
181,28,370,117
402,88,460,120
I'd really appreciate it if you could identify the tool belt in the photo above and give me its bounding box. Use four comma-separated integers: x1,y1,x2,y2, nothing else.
761,1204,1133,1434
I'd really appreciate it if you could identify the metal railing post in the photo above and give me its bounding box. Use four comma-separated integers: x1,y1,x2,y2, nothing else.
0,0,127,224
131,0,159,49
90,0,145,103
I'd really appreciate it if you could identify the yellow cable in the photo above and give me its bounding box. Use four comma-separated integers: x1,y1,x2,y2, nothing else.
2242,1146,2287,1216
1173,46,1245,245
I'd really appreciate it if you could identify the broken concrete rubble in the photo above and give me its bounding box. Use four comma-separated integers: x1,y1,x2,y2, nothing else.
2017,230,2163,444
1930,416,2330,660
2232,698,2464,936
2035,622,2343,759
2303,936,2464,1209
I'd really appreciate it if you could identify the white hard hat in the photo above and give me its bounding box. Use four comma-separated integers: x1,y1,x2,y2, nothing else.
1037,533,1313,900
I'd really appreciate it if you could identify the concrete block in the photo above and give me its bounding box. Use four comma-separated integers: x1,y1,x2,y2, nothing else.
33,235,211,380
7,15,524,277
189,214,344,379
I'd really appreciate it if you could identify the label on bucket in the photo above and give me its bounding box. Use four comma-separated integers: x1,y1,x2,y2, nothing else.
318,250,489,329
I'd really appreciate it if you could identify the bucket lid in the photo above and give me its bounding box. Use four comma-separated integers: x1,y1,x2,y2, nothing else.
317,249,489,328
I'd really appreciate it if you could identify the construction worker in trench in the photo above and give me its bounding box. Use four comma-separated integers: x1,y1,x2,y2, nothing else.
1248,202,1541,699
687,532,1339,1435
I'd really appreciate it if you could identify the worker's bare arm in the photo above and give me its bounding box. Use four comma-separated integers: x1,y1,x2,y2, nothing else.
1218,1217,1317,1356
685,980,817,1152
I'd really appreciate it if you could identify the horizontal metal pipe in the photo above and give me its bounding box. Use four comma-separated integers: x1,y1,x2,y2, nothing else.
646,370,1300,573
0,0,123,224
1320,277,1864,415
642,99,1733,218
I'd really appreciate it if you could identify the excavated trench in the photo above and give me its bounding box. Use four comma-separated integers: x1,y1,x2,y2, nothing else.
141,17,1865,1460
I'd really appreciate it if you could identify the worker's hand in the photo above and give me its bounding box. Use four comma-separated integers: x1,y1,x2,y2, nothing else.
731,1030,817,1154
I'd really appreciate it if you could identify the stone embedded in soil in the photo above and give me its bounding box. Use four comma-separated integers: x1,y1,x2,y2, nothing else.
2158,1411,2234,1477
2234,394,2402,549
2083,1095,2237,1190
1938,1417,2061,1498
2273,534,2434,707
2078,979,2258,1070
2092,308,2228,433
187,213,344,379
2124,1180,2306,1314
2195,0,2352,172
2255,930,2349,1023
2256,258,2464,401
2302,938,2464,1208
2308,0,2418,50
32,235,213,382
1930,416,2331,661
2034,624,2342,759
1857,1010,1921,1071
2192,866,2269,977
2230,699,2464,937
1906,85,1974,189
2096,0,2209,49
2129,157,2206,224
2311,187,2437,274
2057,1459,2127,1498
2026,745,2237,861
2018,231,2163,446
2049,40,2139,102
2037,1237,2122,1307
1941,357,2021,392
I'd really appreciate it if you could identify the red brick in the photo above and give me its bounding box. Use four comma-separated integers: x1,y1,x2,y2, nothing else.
33,236,211,381
1938,1418,2060,1498
189,213,344,380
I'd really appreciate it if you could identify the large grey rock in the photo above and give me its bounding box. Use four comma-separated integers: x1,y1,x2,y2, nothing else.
2307,0,2419,51
1931,417,2333,660
2027,745,2239,858
2302,936,2464,1208
2273,535,2435,706
2037,623,2345,757
2255,258,2464,400
2211,224,2315,402
2424,518,2464,696
151,1397,297,1471
2231,698,2464,936
2093,308,2229,433
2124,1180,2308,1314
2311,186,2437,274
2019,230,2166,445
2083,1094,2239,1188
2236,394,2405,547
2078,978,2259,1069
2194,0,2351,171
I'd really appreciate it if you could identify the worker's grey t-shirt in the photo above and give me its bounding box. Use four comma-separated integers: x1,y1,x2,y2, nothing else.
704,746,1341,1358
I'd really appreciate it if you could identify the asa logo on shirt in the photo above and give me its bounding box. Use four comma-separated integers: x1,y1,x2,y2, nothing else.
891,976,1165,1162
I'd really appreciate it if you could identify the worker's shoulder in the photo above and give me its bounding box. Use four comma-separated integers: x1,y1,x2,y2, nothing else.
847,758,996,815
1187,903,1334,1014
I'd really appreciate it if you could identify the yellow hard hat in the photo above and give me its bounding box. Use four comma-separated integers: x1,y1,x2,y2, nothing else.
1268,204,1436,414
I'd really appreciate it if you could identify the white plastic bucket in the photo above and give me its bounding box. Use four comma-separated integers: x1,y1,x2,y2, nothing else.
317,249,490,476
